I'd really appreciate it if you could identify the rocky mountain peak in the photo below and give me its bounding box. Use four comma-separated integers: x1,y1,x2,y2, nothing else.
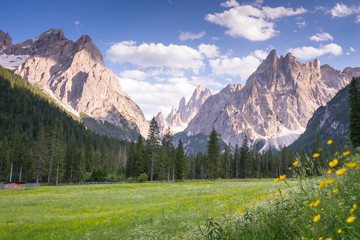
2,28,150,138
178,97,186,112
75,34,103,65
0,30,12,49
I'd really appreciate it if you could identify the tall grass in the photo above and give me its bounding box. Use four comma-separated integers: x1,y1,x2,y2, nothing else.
0,180,292,239
201,146,360,240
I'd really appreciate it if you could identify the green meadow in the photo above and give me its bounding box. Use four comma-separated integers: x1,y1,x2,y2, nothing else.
0,180,291,239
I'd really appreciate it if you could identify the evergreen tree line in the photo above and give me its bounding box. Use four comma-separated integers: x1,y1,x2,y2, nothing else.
1,67,351,184
0,67,128,184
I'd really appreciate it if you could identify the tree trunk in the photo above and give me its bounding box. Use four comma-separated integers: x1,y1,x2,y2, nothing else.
9,161,13,182
167,170,170,182
56,158,60,185
36,173,39,186
48,156,53,183
19,163,22,181
70,164,73,183
150,153,154,181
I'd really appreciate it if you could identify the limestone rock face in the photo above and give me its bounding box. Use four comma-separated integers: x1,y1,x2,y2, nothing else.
186,50,360,150
0,30,12,49
161,85,211,133
0,29,149,137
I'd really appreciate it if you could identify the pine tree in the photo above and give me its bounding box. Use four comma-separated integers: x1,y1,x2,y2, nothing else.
349,77,360,147
33,126,47,184
239,135,249,178
233,144,240,178
147,117,160,181
134,135,145,177
175,139,186,180
207,129,221,179
221,144,231,179
161,127,175,181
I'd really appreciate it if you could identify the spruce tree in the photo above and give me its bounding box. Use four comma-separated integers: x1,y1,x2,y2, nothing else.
148,117,160,181
175,139,186,180
349,77,360,147
239,135,249,178
207,129,221,179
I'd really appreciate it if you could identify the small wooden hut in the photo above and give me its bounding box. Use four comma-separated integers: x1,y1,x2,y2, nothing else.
4,181,26,190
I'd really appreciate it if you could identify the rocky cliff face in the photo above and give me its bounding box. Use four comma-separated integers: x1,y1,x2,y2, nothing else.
186,50,360,150
0,29,149,137
289,78,359,153
158,85,211,134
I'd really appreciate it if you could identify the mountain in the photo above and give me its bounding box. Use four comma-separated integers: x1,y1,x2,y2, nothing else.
184,50,360,151
0,29,149,139
157,85,211,134
289,78,360,153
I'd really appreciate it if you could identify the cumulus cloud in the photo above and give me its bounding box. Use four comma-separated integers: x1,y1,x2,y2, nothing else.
107,41,204,72
119,70,146,80
346,47,356,55
330,3,358,17
198,44,220,58
309,33,333,42
74,20,82,26
356,15,360,23
119,77,196,119
209,50,268,80
205,2,306,41
287,43,342,60
179,31,206,41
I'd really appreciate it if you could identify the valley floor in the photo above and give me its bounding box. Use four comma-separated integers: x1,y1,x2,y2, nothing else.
0,180,293,239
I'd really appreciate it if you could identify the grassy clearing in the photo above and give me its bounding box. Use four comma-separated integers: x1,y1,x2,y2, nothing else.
202,150,360,240
0,179,292,239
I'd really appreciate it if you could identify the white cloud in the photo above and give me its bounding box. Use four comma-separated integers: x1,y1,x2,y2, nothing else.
107,41,204,72
179,31,206,41
309,33,333,42
119,77,196,119
209,50,267,80
119,70,146,80
330,3,358,17
296,21,307,28
287,43,342,60
346,47,356,55
205,3,307,41
198,44,220,58
356,15,360,23
74,20,82,26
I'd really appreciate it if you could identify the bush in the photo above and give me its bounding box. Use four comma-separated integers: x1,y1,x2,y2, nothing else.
137,173,149,183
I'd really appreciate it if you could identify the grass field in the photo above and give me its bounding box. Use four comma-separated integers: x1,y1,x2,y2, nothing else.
0,180,291,239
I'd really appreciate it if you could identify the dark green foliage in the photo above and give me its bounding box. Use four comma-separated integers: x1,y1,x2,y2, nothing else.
239,135,249,178
349,77,360,147
137,172,148,182
0,66,127,183
175,139,186,180
147,117,161,181
207,129,221,179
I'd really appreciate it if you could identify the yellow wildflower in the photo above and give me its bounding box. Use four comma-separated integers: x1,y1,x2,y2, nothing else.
326,169,332,175
329,159,338,167
325,178,334,184
326,238,332,240
309,202,314,207
345,162,357,168
327,140,333,145
280,174,286,180
335,215,338,218
274,178,279,183
313,153,320,158
293,160,299,166
288,167,292,170
336,168,347,175
314,199,321,207
343,151,351,156
313,214,321,222
319,237,323,240
346,216,356,223
337,229,342,233
351,204,357,212
319,180,326,189
333,188,338,193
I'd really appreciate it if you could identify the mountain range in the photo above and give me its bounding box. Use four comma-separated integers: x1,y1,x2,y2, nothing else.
0,29,149,141
1,28,359,152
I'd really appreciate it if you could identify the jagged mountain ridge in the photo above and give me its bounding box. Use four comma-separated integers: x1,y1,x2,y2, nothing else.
157,85,211,134
184,50,360,151
0,29,149,138
289,78,360,153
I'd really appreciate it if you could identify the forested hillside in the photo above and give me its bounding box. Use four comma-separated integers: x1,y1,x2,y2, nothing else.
0,66,128,184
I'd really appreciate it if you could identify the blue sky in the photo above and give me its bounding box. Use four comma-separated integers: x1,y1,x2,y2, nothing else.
1,0,360,119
